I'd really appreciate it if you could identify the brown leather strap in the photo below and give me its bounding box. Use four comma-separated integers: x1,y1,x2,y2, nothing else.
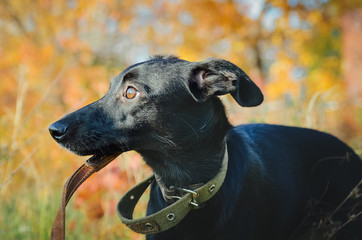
50,153,119,240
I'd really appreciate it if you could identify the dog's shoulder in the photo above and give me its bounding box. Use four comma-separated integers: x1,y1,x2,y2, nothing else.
226,123,358,168
228,123,350,147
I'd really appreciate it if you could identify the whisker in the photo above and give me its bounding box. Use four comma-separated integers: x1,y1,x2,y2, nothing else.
153,134,179,149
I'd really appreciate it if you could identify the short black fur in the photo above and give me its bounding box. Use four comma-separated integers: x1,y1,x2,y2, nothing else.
49,56,362,240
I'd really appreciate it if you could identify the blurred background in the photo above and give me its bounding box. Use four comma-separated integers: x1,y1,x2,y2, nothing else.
0,0,361,239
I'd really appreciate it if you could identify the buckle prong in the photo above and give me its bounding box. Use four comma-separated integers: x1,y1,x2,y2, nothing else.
172,187,200,208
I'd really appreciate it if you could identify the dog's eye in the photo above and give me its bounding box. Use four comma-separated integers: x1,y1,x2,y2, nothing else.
125,87,138,99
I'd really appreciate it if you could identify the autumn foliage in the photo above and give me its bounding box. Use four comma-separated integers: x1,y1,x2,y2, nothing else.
0,0,361,239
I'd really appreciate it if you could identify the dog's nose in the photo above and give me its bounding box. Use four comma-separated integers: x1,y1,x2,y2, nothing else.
49,122,68,141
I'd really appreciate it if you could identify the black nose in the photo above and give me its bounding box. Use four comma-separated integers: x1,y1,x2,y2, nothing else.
49,122,68,141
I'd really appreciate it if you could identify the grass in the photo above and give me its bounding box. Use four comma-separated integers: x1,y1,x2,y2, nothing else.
0,153,148,240
1,191,59,240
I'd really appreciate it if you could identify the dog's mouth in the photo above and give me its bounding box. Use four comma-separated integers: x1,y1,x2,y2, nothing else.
75,150,124,163
49,120,128,157
60,140,126,158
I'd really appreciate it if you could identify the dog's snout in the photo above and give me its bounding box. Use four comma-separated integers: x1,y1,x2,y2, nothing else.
49,122,68,141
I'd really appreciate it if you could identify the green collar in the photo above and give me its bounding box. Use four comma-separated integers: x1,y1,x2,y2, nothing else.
116,146,229,234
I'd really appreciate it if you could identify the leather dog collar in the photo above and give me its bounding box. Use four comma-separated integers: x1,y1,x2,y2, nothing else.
116,146,228,234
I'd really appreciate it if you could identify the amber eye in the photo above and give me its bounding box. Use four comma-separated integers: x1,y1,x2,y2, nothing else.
125,87,138,99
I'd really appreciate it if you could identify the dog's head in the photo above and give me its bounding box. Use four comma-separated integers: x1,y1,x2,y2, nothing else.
49,55,263,157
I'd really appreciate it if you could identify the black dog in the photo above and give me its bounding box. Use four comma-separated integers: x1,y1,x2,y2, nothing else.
49,55,362,240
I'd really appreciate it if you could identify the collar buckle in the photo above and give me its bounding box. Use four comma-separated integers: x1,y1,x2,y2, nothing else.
172,187,200,208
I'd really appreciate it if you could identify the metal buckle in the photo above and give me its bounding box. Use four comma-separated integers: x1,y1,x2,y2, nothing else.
171,187,200,208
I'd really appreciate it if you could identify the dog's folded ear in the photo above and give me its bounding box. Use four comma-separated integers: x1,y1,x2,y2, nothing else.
188,58,263,107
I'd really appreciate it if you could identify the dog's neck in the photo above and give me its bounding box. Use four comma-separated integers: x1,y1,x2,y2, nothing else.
142,140,227,187
139,99,230,188
144,144,225,187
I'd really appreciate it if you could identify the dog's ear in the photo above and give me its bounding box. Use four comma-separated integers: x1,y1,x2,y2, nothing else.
188,58,263,107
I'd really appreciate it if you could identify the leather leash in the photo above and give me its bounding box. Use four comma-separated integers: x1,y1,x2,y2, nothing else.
50,153,120,240
50,146,228,238
117,146,228,234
